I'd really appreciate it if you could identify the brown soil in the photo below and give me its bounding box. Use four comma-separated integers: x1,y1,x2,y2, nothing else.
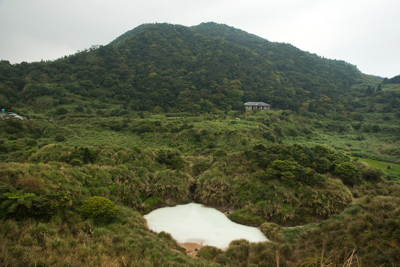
177,242,203,257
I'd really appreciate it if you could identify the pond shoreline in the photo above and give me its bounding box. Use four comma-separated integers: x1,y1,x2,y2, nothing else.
144,203,269,253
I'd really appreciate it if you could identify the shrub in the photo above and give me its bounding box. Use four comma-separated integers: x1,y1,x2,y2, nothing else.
156,149,187,170
69,158,83,166
31,191,71,218
192,161,210,176
334,162,362,185
260,222,285,243
286,126,299,136
143,196,165,213
74,105,84,113
55,107,68,115
16,178,42,193
230,209,265,225
372,124,380,133
170,156,187,170
294,166,327,185
300,257,332,267
156,149,180,165
67,146,97,165
362,168,383,182
80,196,119,219
274,125,284,136
5,118,24,131
26,139,38,147
314,157,331,174
9,143,20,152
198,246,224,261
383,115,391,121
0,142,7,153
212,149,228,158
55,134,66,142
136,123,154,134
263,131,277,142
351,112,364,121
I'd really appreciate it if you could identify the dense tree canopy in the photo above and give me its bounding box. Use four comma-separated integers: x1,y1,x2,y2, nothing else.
0,23,376,114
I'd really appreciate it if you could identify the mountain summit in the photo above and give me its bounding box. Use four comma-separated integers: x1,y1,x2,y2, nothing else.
0,22,375,112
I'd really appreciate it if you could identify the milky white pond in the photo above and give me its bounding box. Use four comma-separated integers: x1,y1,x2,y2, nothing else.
144,203,268,250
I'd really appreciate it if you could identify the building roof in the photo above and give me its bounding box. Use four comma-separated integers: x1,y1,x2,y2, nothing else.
244,102,271,106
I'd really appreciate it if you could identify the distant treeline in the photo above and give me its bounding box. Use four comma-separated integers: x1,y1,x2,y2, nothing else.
0,22,377,114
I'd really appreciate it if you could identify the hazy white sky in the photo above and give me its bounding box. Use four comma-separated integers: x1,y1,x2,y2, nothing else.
0,0,399,78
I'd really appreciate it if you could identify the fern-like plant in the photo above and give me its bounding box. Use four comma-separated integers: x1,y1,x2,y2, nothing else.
0,186,35,217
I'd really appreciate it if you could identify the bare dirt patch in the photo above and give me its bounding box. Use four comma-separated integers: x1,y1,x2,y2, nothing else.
177,242,203,257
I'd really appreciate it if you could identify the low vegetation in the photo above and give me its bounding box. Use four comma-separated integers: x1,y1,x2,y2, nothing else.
1,107,399,266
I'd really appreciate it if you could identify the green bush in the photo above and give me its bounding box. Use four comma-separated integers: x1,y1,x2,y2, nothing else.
32,191,71,218
198,246,224,261
334,162,362,185
314,157,331,173
361,168,383,182
136,123,154,134
170,156,187,170
212,149,228,158
263,131,277,142
67,146,97,165
55,107,68,115
80,196,119,219
143,196,165,213
230,209,265,225
55,134,66,142
26,139,38,147
192,161,209,176
260,222,285,243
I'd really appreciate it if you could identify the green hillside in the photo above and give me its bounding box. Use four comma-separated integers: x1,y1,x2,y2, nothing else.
0,22,376,114
1,23,400,266
384,74,400,84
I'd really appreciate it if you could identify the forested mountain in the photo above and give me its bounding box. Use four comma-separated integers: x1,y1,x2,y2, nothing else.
0,22,376,113
384,74,400,84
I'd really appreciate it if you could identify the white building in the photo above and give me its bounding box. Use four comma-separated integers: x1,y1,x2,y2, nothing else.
244,102,271,111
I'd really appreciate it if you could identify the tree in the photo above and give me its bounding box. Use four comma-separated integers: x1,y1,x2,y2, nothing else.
0,94,12,110
21,83,53,100
308,102,316,112
80,80,96,89
351,112,364,121
365,85,374,95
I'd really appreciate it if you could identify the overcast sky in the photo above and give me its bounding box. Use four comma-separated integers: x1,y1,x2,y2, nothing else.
0,0,399,78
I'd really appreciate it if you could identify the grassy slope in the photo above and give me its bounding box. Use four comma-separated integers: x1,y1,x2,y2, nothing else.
352,157,400,174
1,106,400,266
